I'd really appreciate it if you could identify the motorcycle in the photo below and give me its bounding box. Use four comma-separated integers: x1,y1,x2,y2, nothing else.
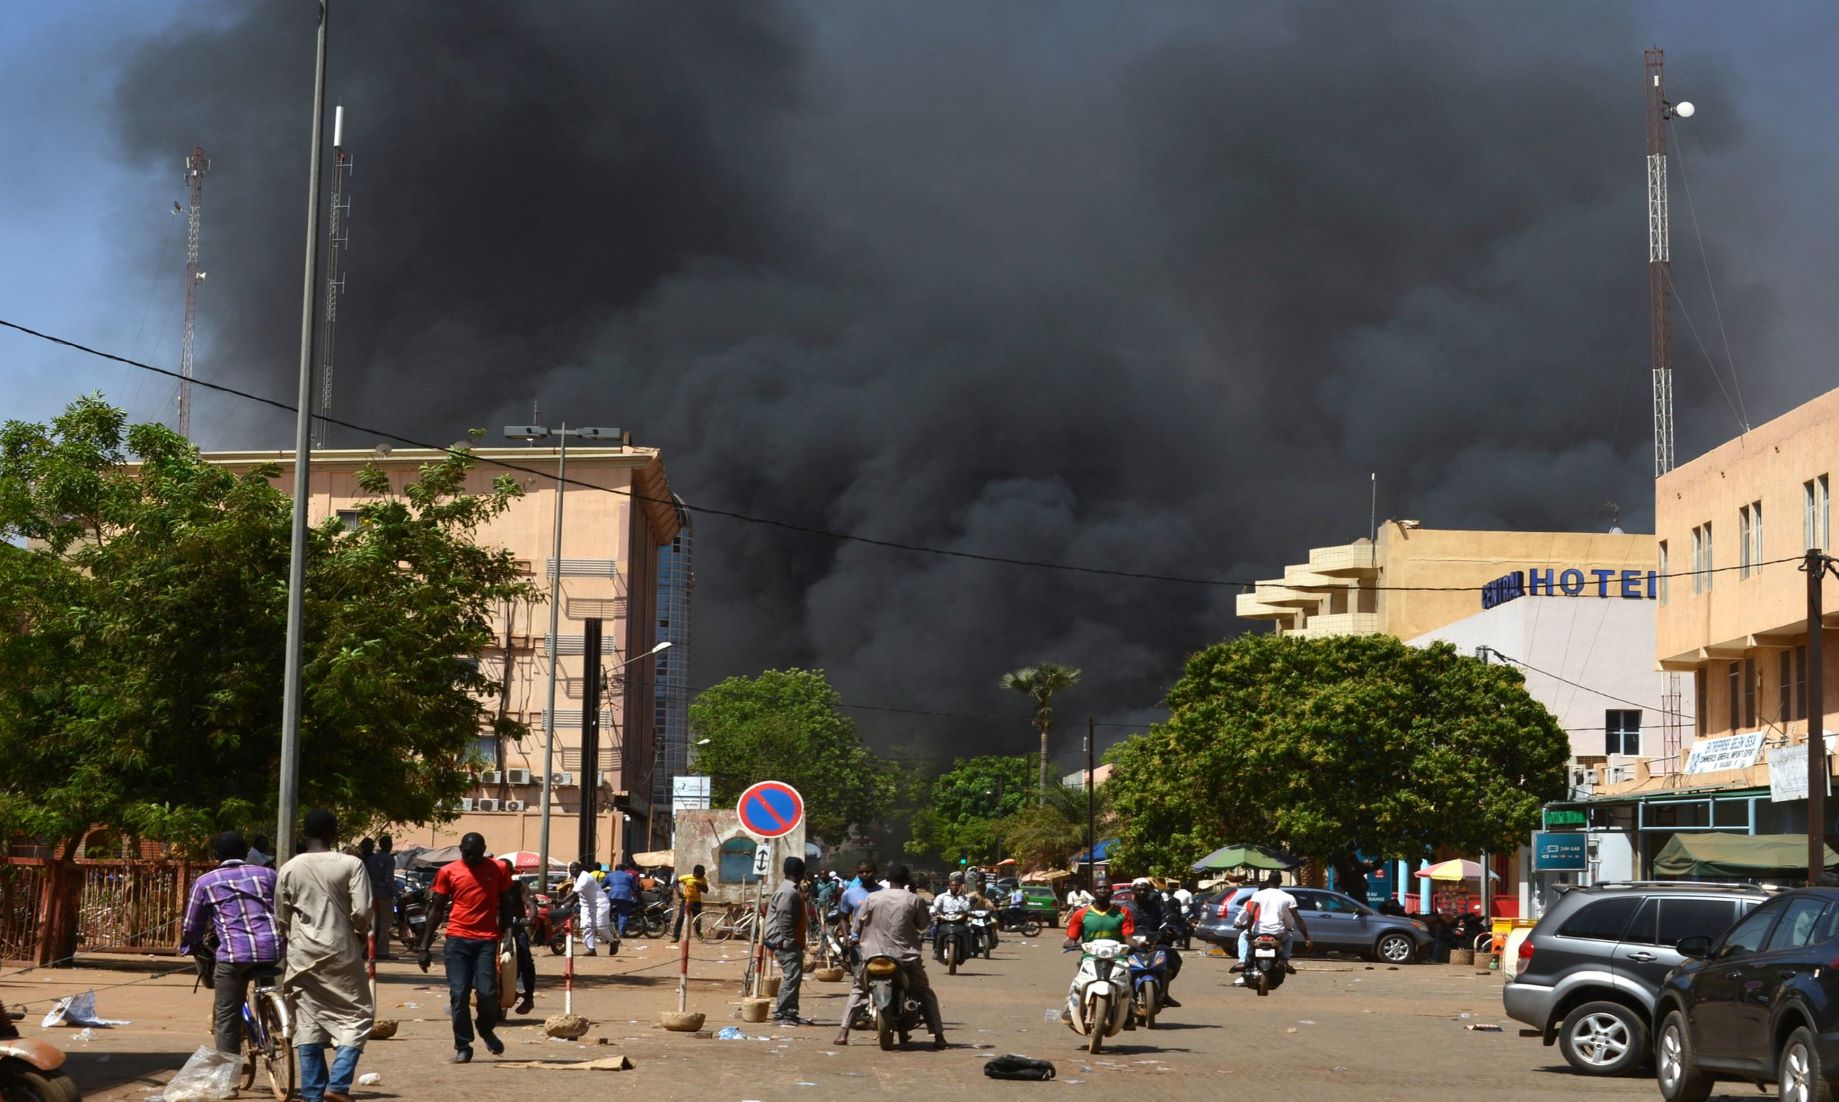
862,954,926,1051
935,912,973,974
968,909,995,960
0,996,76,1102
1127,936,1173,1028
1242,932,1287,996
634,893,671,939
530,894,576,956
1063,938,1132,1055
996,905,1042,937
394,883,430,949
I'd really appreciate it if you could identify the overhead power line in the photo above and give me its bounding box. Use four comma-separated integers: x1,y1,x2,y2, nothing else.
1488,649,1692,720
0,317,1800,595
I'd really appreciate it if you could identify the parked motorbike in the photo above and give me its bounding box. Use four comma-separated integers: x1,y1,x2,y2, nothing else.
1063,938,1132,1054
996,906,1042,937
968,909,995,960
935,912,973,974
0,996,77,1102
862,954,926,1051
530,894,575,956
1127,936,1173,1028
1243,932,1288,996
395,884,430,949
635,894,671,939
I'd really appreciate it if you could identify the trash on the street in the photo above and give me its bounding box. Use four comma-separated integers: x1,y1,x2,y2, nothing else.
1465,1023,1503,1032
356,1073,382,1086
41,991,129,1028
152,1045,239,1101
492,1055,633,1071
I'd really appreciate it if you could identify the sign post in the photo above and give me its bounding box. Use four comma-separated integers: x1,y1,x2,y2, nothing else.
735,783,802,1000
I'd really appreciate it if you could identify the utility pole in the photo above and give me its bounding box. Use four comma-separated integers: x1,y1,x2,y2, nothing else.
578,618,604,864
312,106,353,449
276,0,329,861
1085,718,1096,888
178,146,210,439
1806,550,1834,882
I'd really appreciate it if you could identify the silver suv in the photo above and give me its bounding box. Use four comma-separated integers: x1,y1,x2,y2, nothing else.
1502,881,1773,1076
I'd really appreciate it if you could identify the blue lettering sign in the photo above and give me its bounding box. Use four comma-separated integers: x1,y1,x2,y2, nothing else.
1621,570,1644,599
1532,831,1587,872
1528,568,1555,596
1559,568,1585,596
1591,568,1616,597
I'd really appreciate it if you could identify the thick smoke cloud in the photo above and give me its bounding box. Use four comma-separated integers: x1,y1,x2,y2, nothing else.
106,1,1788,769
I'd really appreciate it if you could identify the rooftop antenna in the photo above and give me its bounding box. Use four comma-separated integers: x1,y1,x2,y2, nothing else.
312,106,353,448
178,146,210,439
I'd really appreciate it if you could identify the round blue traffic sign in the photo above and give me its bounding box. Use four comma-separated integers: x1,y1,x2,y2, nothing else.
737,781,804,839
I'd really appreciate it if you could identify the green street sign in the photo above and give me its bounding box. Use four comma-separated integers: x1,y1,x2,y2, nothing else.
1546,809,1587,827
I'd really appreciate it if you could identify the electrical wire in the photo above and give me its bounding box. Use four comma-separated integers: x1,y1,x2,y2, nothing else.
0,318,1803,594
1670,121,1750,431
1487,648,1691,721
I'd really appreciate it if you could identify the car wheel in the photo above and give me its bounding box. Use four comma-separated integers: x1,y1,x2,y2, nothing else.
1656,1009,1714,1102
1558,1001,1648,1076
1779,1025,1836,1102
1375,932,1415,964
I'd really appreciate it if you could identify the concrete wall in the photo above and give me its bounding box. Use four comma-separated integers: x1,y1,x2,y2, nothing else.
672,810,805,905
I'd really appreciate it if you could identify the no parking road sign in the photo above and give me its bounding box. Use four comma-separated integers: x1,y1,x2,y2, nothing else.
736,780,804,839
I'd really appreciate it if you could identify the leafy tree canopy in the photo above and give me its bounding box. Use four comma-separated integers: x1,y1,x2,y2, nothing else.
903,753,1036,866
689,668,895,841
1001,778,1113,872
0,397,532,851
1107,633,1569,878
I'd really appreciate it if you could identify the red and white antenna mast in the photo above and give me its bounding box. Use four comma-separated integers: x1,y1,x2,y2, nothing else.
179,146,210,439
312,107,353,449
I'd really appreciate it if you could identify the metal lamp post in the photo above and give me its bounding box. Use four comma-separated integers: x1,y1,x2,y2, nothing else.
502,423,621,882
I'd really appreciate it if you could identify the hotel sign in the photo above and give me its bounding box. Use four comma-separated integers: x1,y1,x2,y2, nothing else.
1683,732,1766,776
1482,568,1658,610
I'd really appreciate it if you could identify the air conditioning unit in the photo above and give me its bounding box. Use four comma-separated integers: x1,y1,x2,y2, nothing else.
459,798,475,812
551,772,575,787
504,800,526,812
476,798,501,812
506,768,531,785
479,770,503,785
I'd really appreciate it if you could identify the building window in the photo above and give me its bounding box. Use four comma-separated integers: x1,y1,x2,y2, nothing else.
1744,655,1757,729
1782,650,1794,724
1696,673,1708,738
1606,710,1642,756
1691,523,1714,593
1739,505,1752,577
1658,541,1669,604
1750,501,1763,571
1729,661,1741,733
336,509,362,532
1810,476,1833,552
1794,645,1809,722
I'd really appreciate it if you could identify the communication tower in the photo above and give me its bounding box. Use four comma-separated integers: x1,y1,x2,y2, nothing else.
312,107,353,449
178,146,210,439
1646,49,1689,773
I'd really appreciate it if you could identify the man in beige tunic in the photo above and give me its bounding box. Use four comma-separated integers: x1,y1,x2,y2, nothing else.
276,809,374,1102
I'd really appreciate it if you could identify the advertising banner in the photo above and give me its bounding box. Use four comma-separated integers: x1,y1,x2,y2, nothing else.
1531,831,1587,872
1683,732,1766,776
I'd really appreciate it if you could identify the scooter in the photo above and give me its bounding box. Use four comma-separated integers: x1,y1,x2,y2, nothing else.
968,909,995,960
862,955,926,1051
1063,938,1132,1055
0,997,77,1102
996,906,1043,937
530,894,575,956
935,913,973,975
1242,932,1288,996
1127,936,1172,1028
394,884,430,949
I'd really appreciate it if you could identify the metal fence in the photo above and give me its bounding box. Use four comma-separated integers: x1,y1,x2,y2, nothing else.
0,861,50,963
74,861,201,954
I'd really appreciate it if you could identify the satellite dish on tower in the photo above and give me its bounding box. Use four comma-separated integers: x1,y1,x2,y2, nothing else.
1673,101,1695,118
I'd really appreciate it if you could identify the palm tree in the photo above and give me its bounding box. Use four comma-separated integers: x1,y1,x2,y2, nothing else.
1000,663,1082,798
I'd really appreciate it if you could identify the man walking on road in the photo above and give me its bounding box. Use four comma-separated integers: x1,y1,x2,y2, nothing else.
419,833,514,1062
604,861,641,938
766,855,811,1025
499,858,536,1015
276,810,375,1102
671,864,706,943
834,864,945,1049
180,831,283,1058
569,858,612,955
363,835,397,959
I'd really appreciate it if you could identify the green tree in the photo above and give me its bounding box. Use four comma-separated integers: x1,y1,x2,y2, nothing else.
1000,778,1114,872
903,753,1036,866
1000,662,1082,798
689,668,895,841
1106,634,1569,881
0,397,532,852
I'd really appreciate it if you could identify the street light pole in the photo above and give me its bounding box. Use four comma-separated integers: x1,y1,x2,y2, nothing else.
276,0,330,862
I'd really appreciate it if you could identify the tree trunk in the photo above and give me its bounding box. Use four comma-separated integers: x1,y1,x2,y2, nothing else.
1038,719,1050,802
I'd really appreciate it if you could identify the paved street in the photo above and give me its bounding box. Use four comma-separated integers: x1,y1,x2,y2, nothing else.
0,935,1707,1101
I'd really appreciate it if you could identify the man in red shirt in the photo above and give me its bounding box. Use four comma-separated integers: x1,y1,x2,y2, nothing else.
417,833,514,1063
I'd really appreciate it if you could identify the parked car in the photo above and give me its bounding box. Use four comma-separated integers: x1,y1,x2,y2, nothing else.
1193,886,1432,964
1502,880,1771,1077
1653,887,1839,1101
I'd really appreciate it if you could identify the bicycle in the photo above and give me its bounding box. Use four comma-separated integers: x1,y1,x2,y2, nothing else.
239,966,294,1102
693,902,760,943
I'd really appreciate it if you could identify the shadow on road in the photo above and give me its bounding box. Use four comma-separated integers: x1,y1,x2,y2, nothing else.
61,1048,186,1098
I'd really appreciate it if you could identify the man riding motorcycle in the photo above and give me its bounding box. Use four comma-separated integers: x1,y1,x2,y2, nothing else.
929,872,974,962
1124,878,1182,1007
1060,883,1133,1020
1234,871,1312,987
835,864,946,1050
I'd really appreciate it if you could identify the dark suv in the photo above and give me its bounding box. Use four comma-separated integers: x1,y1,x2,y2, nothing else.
1503,881,1770,1076
1654,888,1839,1101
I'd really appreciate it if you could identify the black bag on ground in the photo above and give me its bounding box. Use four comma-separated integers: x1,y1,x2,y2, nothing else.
983,1054,1056,1080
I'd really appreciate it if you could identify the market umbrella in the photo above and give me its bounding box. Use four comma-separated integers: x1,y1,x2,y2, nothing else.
409,844,464,869
499,850,569,872
631,849,675,868
1189,843,1301,874
1415,859,1500,881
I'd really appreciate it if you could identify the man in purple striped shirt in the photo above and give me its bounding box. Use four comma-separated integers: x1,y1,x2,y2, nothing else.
181,831,283,1055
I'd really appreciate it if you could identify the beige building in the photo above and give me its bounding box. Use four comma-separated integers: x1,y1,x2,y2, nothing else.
1236,523,1658,642
208,444,681,864
1653,383,1839,768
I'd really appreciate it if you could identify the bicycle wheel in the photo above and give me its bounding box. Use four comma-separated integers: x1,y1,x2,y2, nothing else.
694,908,732,942
254,991,295,1102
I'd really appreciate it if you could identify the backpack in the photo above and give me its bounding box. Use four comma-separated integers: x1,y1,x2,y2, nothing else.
983,1054,1056,1081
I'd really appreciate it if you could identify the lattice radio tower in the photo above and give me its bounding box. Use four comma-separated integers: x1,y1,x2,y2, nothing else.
312,106,353,449
178,146,210,439
1647,48,1689,773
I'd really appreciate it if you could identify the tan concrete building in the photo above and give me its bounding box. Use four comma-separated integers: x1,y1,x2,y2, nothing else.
1236,523,1658,642
1653,383,1839,770
208,444,680,864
